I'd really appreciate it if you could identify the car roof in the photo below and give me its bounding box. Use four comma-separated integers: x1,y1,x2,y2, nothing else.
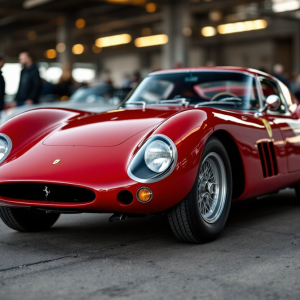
149,66,274,79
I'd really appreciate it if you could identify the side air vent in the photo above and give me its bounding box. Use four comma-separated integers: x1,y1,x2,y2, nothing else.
257,142,278,178
0,183,96,203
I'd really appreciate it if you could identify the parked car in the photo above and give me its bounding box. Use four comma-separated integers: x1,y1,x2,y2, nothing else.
0,67,299,243
0,84,131,124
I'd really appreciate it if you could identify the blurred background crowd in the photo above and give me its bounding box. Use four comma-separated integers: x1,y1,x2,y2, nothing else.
1,0,300,113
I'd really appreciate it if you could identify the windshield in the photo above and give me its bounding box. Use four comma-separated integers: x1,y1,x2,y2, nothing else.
124,71,259,110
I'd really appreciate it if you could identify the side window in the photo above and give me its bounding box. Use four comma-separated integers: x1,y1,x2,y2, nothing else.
259,77,287,113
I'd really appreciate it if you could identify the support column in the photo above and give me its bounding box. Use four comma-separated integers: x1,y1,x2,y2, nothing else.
293,23,300,73
57,16,74,70
163,0,191,69
139,52,151,77
0,35,10,57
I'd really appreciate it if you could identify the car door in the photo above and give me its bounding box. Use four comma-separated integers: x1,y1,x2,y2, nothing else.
258,76,300,173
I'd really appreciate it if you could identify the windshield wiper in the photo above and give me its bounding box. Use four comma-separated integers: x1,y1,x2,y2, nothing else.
158,98,190,107
215,97,243,103
195,100,243,108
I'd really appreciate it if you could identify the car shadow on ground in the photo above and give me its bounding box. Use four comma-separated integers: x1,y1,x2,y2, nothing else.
227,188,298,226
1,188,298,252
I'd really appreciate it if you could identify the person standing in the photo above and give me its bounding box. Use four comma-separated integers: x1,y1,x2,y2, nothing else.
0,54,5,113
272,64,289,87
15,51,41,106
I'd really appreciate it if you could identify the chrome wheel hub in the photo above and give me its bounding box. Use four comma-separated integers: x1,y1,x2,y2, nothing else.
198,152,227,224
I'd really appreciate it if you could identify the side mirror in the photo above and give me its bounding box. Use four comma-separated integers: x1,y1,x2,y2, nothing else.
256,95,280,116
266,95,280,111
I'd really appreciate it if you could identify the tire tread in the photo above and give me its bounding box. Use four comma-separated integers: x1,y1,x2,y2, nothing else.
0,207,26,231
168,192,200,243
0,207,59,232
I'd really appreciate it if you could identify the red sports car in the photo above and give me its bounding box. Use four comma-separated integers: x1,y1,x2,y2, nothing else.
0,67,299,243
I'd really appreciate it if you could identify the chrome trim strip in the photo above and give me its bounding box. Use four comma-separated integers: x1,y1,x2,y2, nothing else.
126,101,146,111
127,134,178,184
195,100,243,108
159,98,190,107
149,69,257,77
0,133,12,164
255,74,264,109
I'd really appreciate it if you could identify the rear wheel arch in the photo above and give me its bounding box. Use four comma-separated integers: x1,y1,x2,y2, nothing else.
209,130,245,199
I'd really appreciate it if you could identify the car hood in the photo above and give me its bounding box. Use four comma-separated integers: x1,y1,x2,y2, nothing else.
43,108,176,147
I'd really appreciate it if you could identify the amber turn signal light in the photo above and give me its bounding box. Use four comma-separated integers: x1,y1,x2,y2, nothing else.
137,187,152,203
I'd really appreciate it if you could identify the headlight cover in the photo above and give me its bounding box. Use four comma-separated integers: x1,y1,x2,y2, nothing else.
144,140,173,173
0,134,12,164
127,134,177,183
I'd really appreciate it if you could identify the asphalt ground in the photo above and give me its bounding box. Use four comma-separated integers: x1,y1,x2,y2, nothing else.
1,188,300,300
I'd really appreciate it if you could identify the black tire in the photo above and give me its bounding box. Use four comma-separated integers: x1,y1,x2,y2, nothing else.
167,136,232,243
295,186,300,204
0,207,60,232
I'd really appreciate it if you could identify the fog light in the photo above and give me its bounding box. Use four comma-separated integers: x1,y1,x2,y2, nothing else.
137,187,152,203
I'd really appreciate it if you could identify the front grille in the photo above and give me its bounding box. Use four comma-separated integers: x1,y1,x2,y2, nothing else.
0,183,96,203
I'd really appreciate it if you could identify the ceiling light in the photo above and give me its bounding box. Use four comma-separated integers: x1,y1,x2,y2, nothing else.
95,34,132,48
135,34,168,47
45,49,56,59
217,19,267,35
106,0,130,3
209,10,222,22
146,3,156,13
272,0,300,13
142,27,152,36
72,44,84,55
201,26,217,37
23,0,53,9
183,27,192,36
27,31,36,40
106,0,146,4
92,45,102,53
75,18,86,29
56,43,66,53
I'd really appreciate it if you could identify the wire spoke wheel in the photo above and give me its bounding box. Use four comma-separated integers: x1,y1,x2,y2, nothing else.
167,137,232,243
198,152,227,223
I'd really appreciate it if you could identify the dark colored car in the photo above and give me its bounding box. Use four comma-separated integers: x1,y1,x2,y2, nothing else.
1,84,132,124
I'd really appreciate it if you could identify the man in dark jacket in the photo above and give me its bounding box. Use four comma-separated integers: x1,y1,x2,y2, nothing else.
15,51,41,106
0,55,5,112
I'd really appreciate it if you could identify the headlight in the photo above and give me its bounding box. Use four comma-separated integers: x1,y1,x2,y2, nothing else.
144,140,173,173
0,134,12,163
0,138,8,160
127,134,177,183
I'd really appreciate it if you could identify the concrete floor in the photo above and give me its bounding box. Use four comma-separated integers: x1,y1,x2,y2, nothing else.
1,188,300,300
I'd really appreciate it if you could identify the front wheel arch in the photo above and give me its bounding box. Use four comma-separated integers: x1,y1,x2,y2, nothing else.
209,130,245,199
167,136,232,243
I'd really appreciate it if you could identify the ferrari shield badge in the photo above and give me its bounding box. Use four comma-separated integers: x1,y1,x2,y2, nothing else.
53,159,61,165
260,119,272,138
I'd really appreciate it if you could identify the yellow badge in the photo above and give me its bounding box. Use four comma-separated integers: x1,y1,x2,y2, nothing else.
53,159,61,165
260,119,272,138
